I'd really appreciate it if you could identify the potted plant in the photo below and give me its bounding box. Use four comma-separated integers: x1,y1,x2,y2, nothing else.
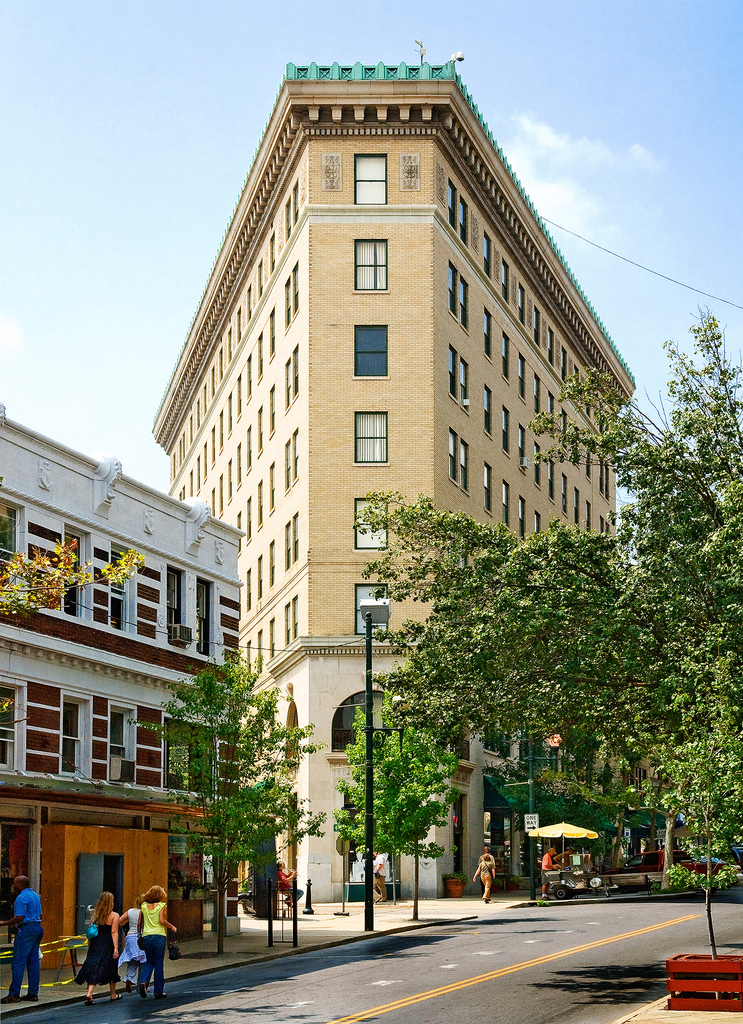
507,875,523,891
442,872,467,897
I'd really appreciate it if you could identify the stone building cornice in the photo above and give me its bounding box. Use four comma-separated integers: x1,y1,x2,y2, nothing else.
0,633,174,688
266,635,397,681
155,61,633,454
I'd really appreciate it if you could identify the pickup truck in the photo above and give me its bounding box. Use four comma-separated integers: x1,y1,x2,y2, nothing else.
604,850,689,891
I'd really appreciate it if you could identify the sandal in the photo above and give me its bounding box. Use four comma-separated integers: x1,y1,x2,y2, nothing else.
84,996,94,1006
110,995,123,1001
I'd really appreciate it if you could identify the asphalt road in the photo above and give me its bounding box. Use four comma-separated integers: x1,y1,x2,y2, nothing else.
18,890,743,1024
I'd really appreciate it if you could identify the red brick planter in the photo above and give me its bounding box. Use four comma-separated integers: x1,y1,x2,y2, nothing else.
666,954,743,1011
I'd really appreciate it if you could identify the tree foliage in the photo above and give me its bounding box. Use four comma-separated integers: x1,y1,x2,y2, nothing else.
334,699,460,918
154,656,325,951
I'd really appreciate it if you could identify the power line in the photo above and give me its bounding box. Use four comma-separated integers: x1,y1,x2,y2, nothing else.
542,217,743,312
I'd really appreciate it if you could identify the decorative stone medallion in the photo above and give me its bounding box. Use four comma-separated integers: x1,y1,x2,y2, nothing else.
400,153,420,190
322,154,342,191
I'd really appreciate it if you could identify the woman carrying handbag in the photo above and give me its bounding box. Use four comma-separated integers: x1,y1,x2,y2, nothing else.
137,886,177,1000
75,892,121,1004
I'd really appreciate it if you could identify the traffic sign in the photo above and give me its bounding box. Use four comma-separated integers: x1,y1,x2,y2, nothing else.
525,813,539,832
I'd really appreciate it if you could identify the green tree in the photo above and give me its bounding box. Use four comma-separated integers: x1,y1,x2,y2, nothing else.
154,655,325,952
334,701,460,920
356,314,743,951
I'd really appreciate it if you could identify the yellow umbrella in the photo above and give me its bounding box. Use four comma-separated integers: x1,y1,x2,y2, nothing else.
528,821,599,839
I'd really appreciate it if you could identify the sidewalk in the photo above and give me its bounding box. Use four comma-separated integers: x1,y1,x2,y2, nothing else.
613,995,739,1024
1,894,527,1016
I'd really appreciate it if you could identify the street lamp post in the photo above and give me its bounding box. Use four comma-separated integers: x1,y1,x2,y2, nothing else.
360,598,390,933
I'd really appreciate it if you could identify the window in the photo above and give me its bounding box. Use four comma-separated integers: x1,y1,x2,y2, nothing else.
246,568,251,610
258,406,263,452
502,407,510,452
285,198,292,240
448,181,456,227
258,480,263,527
448,347,457,396
483,232,491,277
534,443,541,486
257,556,263,598
534,374,541,414
484,309,492,358
269,307,275,357
484,386,492,434
518,497,526,539
257,629,263,660
285,278,291,327
484,463,492,512
518,354,525,399
355,583,389,634
293,180,299,222
355,154,387,204
502,333,510,379
501,260,509,302
518,285,525,324
166,567,183,633
285,522,292,570
110,549,127,631
533,307,541,347
228,395,233,435
270,387,276,434
211,427,216,465
459,440,468,491
534,511,541,533
292,262,299,315
0,687,15,769
459,197,467,244
247,287,252,322
219,411,224,450
269,618,275,658
448,263,457,315
548,391,555,416
269,463,275,511
293,513,299,563
219,347,224,380
285,602,291,646
293,346,299,400
355,240,387,290
585,455,591,480
109,708,132,760
247,354,253,398
61,701,81,774
548,460,554,500
196,456,201,492
285,441,291,490
547,328,554,365
586,500,592,531
269,542,275,587
210,489,215,515
459,359,468,404
237,444,242,487
285,360,292,408
355,498,387,549
247,497,252,540
561,474,567,514
518,425,526,463
247,426,252,471
211,365,216,397
292,595,298,639
600,515,606,534
332,691,384,749
237,511,241,551
258,261,263,297
355,326,388,376
502,481,510,526
459,277,468,327
355,412,388,463
237,375,242,419
219,474,224,514
573,487,580,525
270,232,275,272
449,430,458,481
63,528,82,617
604,463,611,502
561,346,567,381
292,429,299,481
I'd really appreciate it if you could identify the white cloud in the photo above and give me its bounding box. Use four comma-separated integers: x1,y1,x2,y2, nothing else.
0,315,23,355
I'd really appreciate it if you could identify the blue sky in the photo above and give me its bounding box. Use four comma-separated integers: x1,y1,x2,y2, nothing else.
1,0,741,491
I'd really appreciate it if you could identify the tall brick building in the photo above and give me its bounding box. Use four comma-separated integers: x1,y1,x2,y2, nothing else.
154,61,634,899
0,410,240,941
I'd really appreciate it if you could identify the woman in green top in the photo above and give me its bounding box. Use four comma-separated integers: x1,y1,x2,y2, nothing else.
137,885,177,999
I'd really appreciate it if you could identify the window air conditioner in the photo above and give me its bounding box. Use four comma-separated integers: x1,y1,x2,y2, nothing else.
169,624,193,647
461,398,470,408
109,756,136,783
519,457,531,469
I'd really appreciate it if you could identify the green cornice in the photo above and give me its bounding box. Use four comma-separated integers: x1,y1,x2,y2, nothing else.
155,61,633,433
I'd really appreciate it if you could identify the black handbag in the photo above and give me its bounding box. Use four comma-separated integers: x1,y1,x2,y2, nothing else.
137,931,145,950
167,939,181,961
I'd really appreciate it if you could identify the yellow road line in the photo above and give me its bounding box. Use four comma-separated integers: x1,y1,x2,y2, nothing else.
325,914,699,1023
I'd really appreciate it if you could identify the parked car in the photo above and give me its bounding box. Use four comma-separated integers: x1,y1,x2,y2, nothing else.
604,849,727,891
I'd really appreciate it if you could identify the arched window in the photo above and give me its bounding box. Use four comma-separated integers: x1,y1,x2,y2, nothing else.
331,691,383,751
286,701,298,730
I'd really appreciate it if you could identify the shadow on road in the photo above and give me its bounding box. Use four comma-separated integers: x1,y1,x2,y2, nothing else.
532,963,665,1005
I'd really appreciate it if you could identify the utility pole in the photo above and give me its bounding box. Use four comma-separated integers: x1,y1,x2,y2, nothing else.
364,610,375,932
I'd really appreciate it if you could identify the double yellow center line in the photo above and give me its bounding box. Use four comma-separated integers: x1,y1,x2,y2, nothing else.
325,914,699,1023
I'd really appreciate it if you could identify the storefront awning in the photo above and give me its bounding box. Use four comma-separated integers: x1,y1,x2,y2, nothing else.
483,776,512,812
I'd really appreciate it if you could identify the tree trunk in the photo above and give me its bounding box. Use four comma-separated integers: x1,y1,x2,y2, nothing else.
413,841,419,922
216,878,226,954
705,820,718,959
611,811,625,867
661,814,676,891
649,808,656,848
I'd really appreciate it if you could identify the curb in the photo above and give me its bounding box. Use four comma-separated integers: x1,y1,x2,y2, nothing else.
512,889,703,909
610,996,667,1024
2,916,478,1017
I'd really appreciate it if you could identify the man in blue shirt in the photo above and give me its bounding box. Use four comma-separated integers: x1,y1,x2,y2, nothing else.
0,876,43,1003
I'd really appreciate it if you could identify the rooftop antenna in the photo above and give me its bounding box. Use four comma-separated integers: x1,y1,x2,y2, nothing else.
414,39,426,66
